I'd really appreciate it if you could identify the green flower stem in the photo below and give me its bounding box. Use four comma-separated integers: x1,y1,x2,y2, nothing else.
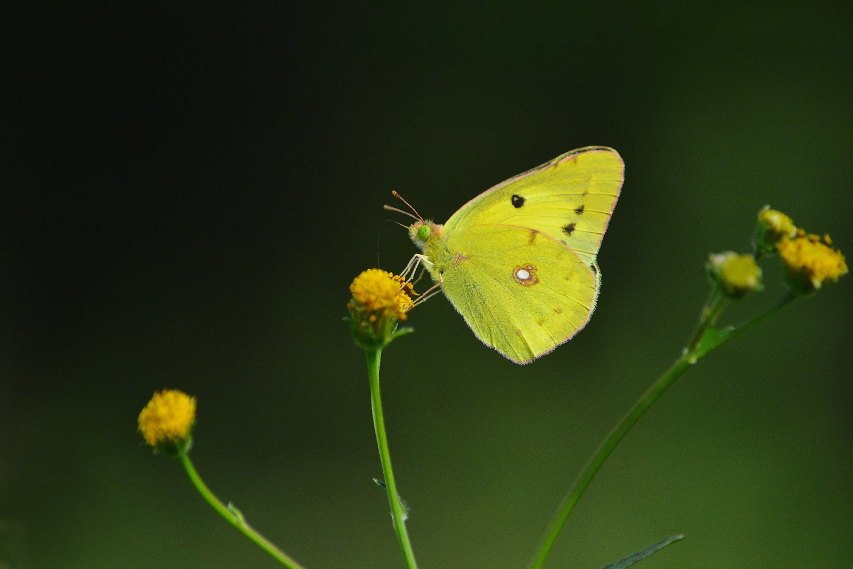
686,284,728,355
178,451,306,569
365,346,419,569
712,291,797,349
527,290,797,569
527,354,690,569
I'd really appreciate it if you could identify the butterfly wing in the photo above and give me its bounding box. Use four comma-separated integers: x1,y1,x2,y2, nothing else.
443,147,623,268
432,224,598,364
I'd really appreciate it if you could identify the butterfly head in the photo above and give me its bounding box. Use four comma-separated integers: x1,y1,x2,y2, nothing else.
409,220,442,250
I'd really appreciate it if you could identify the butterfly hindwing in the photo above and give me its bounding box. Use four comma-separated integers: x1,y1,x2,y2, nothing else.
433,224,598,364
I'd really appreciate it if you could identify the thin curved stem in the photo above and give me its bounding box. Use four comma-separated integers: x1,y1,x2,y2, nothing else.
365,347,419,569
527,354,691,569
686,284,728,354
527,290,798,569
179,451,306,569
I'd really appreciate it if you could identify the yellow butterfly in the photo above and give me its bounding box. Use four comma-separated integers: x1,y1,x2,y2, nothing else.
392,147,624,364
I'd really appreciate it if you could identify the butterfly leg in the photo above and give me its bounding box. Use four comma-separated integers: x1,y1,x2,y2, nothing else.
399,254,446,305
400,253,432,280
413,280,444,305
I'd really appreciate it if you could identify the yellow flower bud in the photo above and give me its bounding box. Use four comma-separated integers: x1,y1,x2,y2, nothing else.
707,252,762,298
755,206,797,254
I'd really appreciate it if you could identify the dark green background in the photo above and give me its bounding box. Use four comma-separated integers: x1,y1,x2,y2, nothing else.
4,4,851,568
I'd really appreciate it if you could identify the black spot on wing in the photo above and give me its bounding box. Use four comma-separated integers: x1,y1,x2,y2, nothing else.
590,264,597,274
511,194,525,208
562,222,576,237
574,204,585,215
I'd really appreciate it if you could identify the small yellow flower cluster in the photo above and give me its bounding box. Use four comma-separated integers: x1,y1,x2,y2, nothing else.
138,389,196,452
754,207,847,294
347,269,415,349
777,230,848,293
709,207,845,298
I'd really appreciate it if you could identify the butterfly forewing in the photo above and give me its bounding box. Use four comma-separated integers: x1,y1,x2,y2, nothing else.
442,147,623,267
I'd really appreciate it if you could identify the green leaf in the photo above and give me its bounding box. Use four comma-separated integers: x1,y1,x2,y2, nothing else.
372,478,410,520
226,502,246,523
389,326,415,342
598,535,684,569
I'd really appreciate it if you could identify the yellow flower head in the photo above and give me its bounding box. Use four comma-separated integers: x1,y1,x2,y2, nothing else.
138,389,196,453
350,269,414,319
707,252,763,298
777,231,848,293
754,206,797,254
347,269,415,349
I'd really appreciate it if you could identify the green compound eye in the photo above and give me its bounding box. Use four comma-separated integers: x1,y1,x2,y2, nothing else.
417,224,432,242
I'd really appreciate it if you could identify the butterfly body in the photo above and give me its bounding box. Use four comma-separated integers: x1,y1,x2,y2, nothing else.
408,146,624,364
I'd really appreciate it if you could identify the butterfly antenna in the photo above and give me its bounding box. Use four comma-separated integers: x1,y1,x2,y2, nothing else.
383,190,424,222
383,204,419,221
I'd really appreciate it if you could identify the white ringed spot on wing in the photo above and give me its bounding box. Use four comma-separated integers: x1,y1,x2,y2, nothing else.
513,264,539,286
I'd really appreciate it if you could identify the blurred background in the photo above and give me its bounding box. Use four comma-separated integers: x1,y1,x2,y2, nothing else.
3,3,851,568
